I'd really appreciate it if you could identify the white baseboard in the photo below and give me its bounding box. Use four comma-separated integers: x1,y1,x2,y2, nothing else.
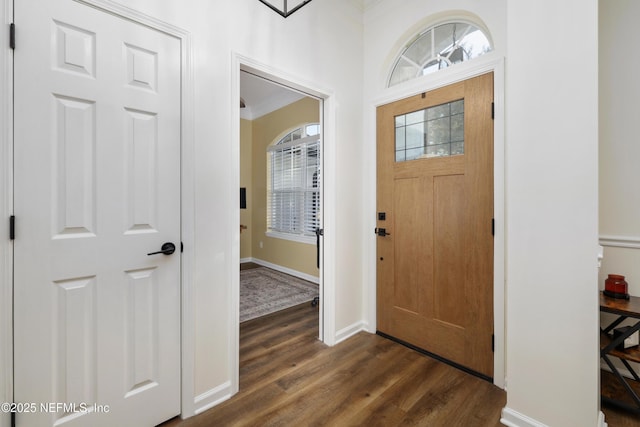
500,407,548,427
335,320,366,344
599,411,608,427
193,381,233,416
501,408,604,427
243,257,319,284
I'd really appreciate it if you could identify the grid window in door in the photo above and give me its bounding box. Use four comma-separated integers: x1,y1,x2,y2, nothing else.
267,124,320,241
395,99,464,162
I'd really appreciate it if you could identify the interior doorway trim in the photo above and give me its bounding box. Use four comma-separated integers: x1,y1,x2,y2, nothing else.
366,55,506,389
0,0,197,422
0,1,14,426
231,52,337,395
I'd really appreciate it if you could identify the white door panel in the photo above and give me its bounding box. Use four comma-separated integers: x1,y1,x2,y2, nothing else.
14,1,181,426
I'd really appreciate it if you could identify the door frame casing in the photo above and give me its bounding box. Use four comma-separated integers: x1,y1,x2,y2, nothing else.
1,0,197,422
365,55,506,388
230,51,337,393
0,1,14,426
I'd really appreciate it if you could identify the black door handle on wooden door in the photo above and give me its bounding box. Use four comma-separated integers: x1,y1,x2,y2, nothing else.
375,228,391,237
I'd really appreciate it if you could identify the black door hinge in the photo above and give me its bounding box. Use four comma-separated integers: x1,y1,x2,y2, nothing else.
492,334,495,352
181,242,184,253
491,218,495,237
9,215,15,240
491,102,495,120
9,23,15,50
11,411,16,427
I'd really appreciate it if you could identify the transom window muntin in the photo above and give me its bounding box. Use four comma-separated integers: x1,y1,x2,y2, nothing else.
389,21,492,87
395,99,464,162
267,124,320,242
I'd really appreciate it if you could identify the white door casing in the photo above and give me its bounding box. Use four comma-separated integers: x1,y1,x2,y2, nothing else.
14,0,182,425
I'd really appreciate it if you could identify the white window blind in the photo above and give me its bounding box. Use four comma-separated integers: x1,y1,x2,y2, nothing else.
267,132,320,239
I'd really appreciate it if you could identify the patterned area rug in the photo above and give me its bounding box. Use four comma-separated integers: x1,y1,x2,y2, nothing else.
240,267,319,322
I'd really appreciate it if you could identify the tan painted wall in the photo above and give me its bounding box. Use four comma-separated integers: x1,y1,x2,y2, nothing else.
250,97,320,278
240,119,252,260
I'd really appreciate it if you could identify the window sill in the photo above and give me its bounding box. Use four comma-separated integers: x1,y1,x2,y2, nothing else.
266,231,315,245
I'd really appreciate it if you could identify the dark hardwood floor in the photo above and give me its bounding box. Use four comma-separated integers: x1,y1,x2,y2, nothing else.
160,302,508,426
601,370,640,426
160,266,637,426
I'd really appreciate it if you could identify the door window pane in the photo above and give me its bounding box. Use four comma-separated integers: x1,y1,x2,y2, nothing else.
394,99,464,162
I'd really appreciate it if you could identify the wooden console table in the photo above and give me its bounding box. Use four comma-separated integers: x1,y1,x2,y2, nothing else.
600,292,640,413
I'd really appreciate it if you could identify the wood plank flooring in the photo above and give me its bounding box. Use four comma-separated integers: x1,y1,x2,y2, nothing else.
160,302,507,426
601,370,640,426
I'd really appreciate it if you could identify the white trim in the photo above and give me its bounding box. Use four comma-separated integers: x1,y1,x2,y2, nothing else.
600,235,640,249
364,56,506,389
374,51,502,107
193,381,233,415
500,407,549,427
0,1,13,426
246,258,320,284
599,411,608,427
335,321,367,344
231,50,339,396
230,51,242,403
179,31,197,423
492,59,506,390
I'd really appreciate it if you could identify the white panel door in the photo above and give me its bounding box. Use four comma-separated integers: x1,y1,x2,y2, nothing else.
13,1,181,426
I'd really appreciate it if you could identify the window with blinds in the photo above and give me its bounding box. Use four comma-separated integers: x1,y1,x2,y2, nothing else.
267,124,320,242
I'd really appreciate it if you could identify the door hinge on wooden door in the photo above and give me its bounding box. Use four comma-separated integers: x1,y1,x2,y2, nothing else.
492,334,495,352
9,23,15,50
491,218,495,237
9,215,15,240
491,102,494,120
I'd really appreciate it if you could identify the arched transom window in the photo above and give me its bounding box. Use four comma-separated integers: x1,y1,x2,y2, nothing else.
389,21,492,87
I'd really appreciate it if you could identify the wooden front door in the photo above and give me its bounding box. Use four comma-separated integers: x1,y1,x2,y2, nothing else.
13,1,182,425
376,73,494,378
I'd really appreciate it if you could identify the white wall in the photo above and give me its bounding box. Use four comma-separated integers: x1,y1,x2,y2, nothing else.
109,0,365,415
0,0,606,424
503,1,600,426
364,1,601,426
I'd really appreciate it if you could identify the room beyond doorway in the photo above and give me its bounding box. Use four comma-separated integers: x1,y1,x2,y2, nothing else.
238,69,323,337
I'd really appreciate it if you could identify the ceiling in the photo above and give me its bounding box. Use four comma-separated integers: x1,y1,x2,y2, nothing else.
240,71,306,120
239,1,383,120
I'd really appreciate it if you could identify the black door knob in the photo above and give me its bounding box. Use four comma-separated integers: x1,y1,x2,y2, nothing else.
147,242,176,256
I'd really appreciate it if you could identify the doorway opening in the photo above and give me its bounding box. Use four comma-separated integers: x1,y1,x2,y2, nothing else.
238,69,324,337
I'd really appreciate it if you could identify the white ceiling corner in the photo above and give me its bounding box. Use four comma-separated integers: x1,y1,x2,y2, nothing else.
240,71,305,120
